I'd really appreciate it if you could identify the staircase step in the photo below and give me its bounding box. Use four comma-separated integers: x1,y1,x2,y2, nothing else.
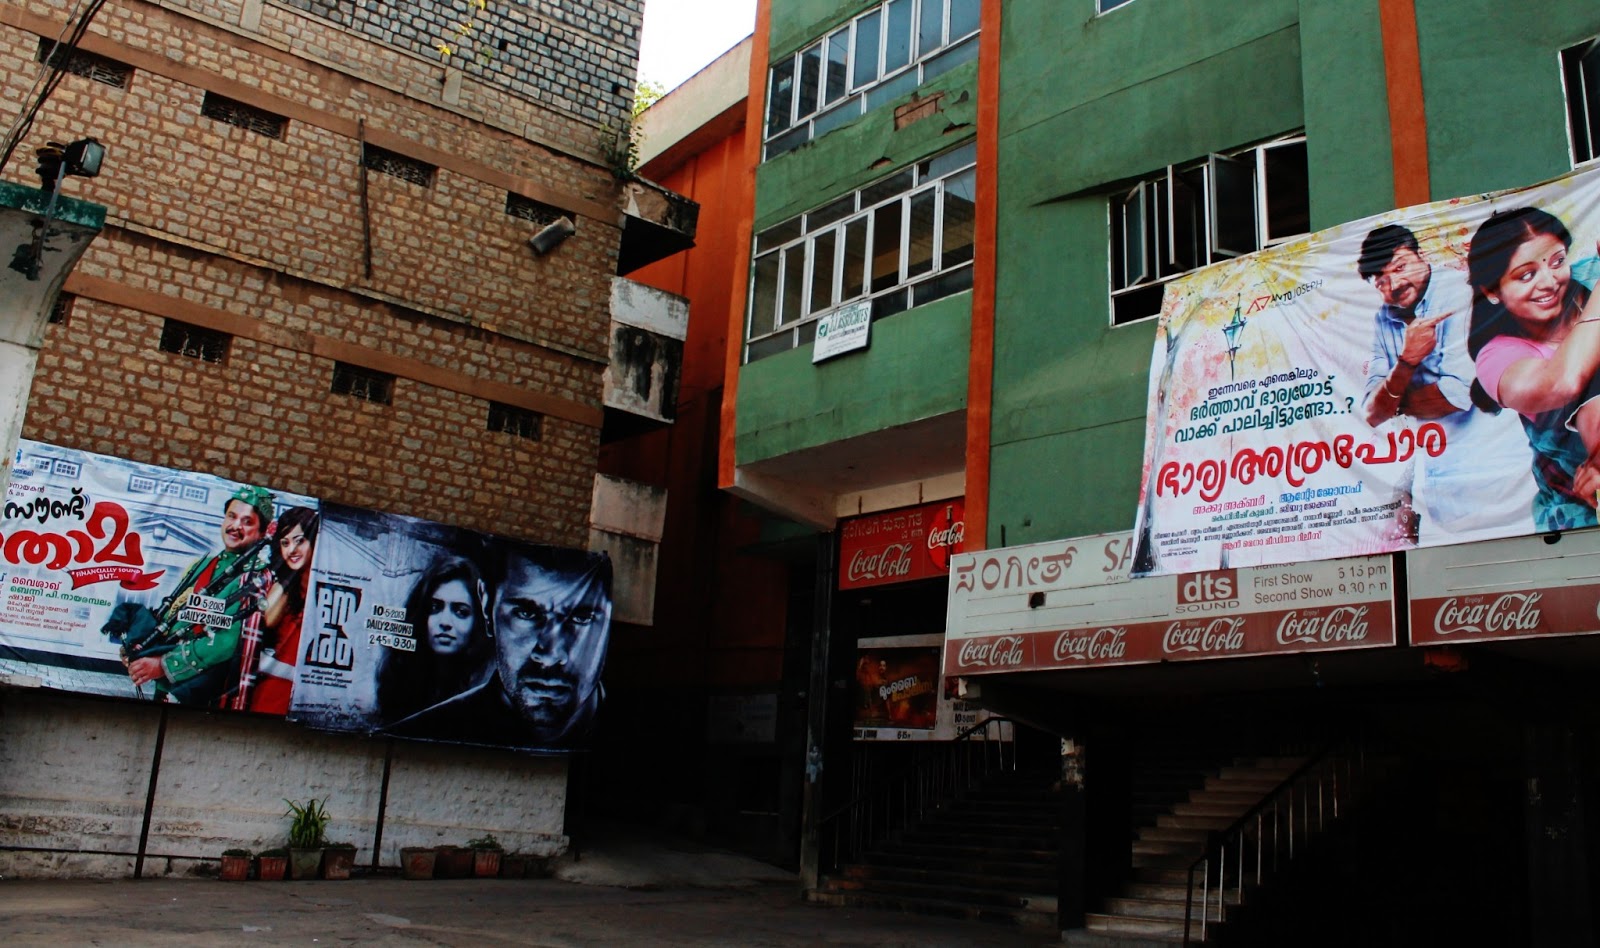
1132,868,1192,886
824,875,1058,912
1086,912,1188,938
1169,800,1252,818
881,840,1059,863
1122,881,1245,905
1202,775,1282,793
1063,929,1186,947
807,888,1058,931
842,862,1059,894
1131,839,1203,857
1154,813,1235,831
1103,896,1202,921
1131,852,1198,870
861,850,1059,881
1184,789,1262,806
1135,826,1212,845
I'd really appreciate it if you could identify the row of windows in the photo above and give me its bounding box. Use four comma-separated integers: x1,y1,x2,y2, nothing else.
764,0,979,160
148,319,542,439
36,39,567,218
1109,135,1309,325
746,141,976,362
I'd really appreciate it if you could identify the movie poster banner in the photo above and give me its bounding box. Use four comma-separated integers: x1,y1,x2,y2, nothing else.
945,532,1396,676
854,634,1004,741
1133,164,1600,577
288,503,613,753
0,440,317,713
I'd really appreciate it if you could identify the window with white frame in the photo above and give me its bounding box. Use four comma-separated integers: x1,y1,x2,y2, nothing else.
746,141,977,362
1109,134,1309,326
764,0,980,160
1097,0,1137,12
1564,38,1600,166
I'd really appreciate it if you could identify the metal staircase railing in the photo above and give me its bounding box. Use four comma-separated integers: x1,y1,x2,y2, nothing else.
815,716,1021,879
1182,739,1368,945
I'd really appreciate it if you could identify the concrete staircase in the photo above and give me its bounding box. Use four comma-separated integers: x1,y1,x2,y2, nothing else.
1066,755,1305,947
808,769,1061,930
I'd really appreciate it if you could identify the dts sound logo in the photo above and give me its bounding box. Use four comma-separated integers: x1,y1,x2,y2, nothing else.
1176,569,1238,613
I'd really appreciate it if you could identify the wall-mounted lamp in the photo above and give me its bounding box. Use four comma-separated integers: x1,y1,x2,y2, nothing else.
11,137,105,281
528,215,576,256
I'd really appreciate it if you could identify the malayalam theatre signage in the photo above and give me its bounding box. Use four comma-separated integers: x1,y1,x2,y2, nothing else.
944,531,1396,676
839,499,964,590
1409,531,1600,646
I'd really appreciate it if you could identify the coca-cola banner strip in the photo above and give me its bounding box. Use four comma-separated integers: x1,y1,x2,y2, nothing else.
1409,532,1600,646
945,531,1396,676
1133,162,1600,578
839,499,964,590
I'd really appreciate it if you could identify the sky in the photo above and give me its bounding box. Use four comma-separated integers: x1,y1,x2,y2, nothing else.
635,0,758,93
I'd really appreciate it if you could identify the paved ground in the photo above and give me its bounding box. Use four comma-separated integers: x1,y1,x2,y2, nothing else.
2,877,1060,946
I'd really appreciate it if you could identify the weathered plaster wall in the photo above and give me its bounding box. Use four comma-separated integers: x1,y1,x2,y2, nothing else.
0,689,569,877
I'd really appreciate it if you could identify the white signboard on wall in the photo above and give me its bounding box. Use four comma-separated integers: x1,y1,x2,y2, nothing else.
813,300,873,363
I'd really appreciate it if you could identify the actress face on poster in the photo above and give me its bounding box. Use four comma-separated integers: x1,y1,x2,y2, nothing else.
375,555,492,722
247,506,319,715
1466,207,1600,527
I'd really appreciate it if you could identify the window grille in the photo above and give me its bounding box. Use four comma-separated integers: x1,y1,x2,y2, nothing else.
362,145,436,187
505,193,564,226
48,293,74,325
158,319,229,363
36,39,132,88
487,402,542,440
200,92,287,139
331,362,394,404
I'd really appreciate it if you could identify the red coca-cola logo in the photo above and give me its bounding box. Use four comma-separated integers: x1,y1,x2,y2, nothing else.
926,502,965,572
1275,606,1371,646
956,636,1025,668
848,544,913,582
1432,594,1543,637
1162,617,1246,654
1053,627,1127,663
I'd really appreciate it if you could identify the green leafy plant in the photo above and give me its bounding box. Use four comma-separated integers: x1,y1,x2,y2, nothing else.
466,832,503,851
260,846,288,858
436,0,496,65
284,798,329,850
222,847,252,858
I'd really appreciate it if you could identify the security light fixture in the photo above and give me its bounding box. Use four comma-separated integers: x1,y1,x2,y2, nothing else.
528,215,576,256
11,136,105,280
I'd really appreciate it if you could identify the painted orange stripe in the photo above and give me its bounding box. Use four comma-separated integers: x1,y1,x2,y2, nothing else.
1378,0,1429,206
720,0,771,490
963,0,1003,552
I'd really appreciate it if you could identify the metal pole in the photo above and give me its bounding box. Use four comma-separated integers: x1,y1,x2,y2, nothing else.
370,738,395,869
797,532,837,891
133,704,169,880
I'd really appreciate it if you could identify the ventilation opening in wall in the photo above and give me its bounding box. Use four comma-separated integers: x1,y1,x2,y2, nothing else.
362,144,436,187
487,401,542,441
36,38,132,88
48,293,74,325
331,362,394,404
158,319,230,363
505,192,564,226
200,91,287,139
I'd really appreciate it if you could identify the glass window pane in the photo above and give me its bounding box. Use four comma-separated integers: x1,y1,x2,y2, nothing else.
884,0,913,73
940,169,976,269
755,217,803,253
918,0,945,57
861,170,914,210
809,231,838,313
825,28,850,104
1210,153,1257,257
780,244,806,324
906,188,937,279
871,201,904,292
925,141,977,180
765,125,809,158
747,332,796,363
1099,0,1137,11
813,98,863,138
797,43,822,118
921,34,977,82
863,69,919,111
1119,183,1148,287
913,264,973,307
807,195,856,232
873,290,909,321
766,59,795,136
1262,139,1310,243
853,11,882,89
948,0,979,39
842,216,869,300
750,253,780,337
1170,166,1205,273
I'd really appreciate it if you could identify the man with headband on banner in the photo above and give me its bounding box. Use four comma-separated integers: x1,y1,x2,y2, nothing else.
1358,224,1536,542
110,485,275,707
385,545,613,750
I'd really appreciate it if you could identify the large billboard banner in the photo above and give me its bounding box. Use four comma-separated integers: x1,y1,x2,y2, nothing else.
0,442,611,754
1134,164,1600,577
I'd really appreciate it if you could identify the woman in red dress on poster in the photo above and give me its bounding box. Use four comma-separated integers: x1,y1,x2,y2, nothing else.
247,506,318,715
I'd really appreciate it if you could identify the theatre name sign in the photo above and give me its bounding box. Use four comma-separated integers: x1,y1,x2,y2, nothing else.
943,531,1396,676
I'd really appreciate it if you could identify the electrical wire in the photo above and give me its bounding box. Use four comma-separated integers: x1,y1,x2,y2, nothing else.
0,0,112,178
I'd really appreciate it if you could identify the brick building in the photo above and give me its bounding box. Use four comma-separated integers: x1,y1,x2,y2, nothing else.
0,0,692,875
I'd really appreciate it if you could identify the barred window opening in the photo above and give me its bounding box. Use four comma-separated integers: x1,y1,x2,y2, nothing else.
363,145,436,187
505,192,564,226
200,92,287,139
158,320,230,363
36,39,132,88
331,362,394,404
487,402,542,441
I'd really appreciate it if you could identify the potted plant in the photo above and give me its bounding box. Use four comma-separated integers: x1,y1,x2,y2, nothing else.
400,845,437,880
499,851,527,878
284,797,328,880
435,844,473,879
466,833,503,878
220,848,252,881
258,847,288,881
323,841,357,880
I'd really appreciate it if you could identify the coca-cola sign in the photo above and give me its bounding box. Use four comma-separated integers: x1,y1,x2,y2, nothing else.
1407,533,1600,647
1275,606,1371,646
955,635,1027,669
840,499,965,590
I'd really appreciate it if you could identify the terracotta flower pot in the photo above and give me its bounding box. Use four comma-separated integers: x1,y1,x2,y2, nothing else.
472,849,501,878
499,854,527,878
288,847,323,880
436,846,474,879
257,855,288,881
401,846,437,880
220,854,251,881
323,847,357,880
